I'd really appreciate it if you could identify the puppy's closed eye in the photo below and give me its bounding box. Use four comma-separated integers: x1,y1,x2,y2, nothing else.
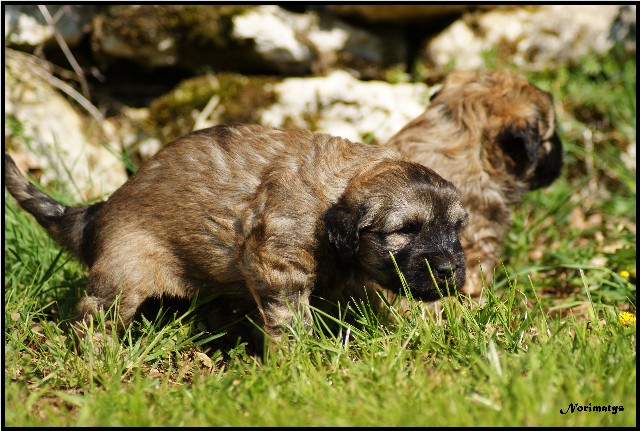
394,222,421,236
368,221,421,237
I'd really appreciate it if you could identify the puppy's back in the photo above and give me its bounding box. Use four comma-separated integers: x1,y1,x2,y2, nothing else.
92,125,399,282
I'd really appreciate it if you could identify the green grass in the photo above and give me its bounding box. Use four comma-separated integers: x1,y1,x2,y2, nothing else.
4,49,636,426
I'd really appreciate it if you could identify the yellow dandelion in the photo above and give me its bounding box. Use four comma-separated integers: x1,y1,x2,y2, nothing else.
619,312,636,327
620,270,630,278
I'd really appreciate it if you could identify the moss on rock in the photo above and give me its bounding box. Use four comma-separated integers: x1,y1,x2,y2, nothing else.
147,73,279,142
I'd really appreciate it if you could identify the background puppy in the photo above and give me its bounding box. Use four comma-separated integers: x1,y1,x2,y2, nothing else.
386,70,563,297
5,124,468,342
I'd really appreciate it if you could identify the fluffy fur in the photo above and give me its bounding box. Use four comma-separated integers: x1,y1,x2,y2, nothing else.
386,70,563,296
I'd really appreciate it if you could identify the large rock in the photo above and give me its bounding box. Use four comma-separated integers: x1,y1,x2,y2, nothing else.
259,70,430,145
111,71,430,164
4,49,127,200
4,5,99,48
90,5,405,78
230,6,313,74
425,5,624,71
232,5,406,77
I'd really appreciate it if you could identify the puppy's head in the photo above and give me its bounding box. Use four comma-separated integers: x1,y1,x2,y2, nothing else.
324,160,468,301
434,70,563,190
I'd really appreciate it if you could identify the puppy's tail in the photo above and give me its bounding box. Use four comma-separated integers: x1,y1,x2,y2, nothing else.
4,154,103,265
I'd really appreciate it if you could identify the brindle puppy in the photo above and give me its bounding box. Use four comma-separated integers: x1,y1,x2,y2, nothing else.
5,124,468,341
386,70,563,297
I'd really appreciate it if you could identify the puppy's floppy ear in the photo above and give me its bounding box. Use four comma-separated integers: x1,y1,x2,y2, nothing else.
497,120,540,177
529,131,563,190
324,200,368,259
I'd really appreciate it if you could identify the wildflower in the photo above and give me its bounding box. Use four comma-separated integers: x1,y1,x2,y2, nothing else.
618,312,636,327
620,270,636,285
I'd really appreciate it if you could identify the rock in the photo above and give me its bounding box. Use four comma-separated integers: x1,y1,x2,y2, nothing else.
259,70,430,144
90,5,405,78
231,6,313,74
91,5,253,71
4,49,127,200
119,71,429,163
4,5,99,48
425,5,623,71
146,73,279,144
91,5,311,74
232,5,406,77
107,73,280,164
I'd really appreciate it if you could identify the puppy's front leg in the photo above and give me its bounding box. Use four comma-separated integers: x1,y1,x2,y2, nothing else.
241,238,316,341
240,174,319,343
460,210,510,297
247,283,313,342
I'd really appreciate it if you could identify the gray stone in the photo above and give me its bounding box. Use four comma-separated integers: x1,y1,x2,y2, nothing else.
89,5,405,77
4,49,127,200
4,5,99,48
258,70,430,145
231,5,406,77
425,5,624,71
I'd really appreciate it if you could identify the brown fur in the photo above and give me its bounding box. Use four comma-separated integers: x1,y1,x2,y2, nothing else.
5,124,468,341
386,70,563,297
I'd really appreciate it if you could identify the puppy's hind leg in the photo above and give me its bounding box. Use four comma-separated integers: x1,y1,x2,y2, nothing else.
76,242,188,335
69,266,148,353
76,268,152,338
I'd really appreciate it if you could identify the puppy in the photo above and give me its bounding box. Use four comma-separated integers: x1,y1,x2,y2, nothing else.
386,70,563,297
5,124,468,341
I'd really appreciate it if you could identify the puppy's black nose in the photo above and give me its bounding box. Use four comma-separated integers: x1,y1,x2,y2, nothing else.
435,261,458,279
